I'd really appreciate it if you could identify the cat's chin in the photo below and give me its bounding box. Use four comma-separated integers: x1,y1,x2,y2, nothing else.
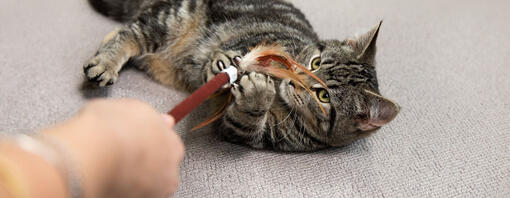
279,79,292,105
279,79,300,108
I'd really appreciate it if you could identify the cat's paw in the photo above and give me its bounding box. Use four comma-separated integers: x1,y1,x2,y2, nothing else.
205,50,242,85
231,72,276,112
83,54,119,87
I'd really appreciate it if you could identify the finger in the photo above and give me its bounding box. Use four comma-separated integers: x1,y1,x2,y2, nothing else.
162,114,175,127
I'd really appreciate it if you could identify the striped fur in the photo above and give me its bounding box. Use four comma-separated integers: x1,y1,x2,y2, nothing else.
84,0,400,151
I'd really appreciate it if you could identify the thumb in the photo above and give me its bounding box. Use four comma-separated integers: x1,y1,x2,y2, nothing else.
162,114,175,128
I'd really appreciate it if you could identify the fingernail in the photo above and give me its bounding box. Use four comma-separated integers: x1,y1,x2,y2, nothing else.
162,114,175,126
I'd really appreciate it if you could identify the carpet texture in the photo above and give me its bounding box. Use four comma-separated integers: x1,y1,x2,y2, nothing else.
1,0,509,197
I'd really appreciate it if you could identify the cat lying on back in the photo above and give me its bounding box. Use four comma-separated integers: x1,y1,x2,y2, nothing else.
84,0,400,151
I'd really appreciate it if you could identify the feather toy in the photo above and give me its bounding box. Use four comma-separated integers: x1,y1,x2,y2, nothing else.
168,44,327,129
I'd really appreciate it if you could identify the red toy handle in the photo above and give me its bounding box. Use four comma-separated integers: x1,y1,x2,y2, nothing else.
168,67,237,123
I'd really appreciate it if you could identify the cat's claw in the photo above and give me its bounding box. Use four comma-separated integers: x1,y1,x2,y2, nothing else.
83,54,119,87
205,50,243,87
231,72,276,111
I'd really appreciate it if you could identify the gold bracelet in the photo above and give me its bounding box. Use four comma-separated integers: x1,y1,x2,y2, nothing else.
15,134,83,198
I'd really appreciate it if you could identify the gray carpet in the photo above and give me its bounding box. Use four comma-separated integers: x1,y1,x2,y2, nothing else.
1,0,509,197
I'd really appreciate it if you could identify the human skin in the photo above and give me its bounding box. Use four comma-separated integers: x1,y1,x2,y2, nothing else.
0,99,185,198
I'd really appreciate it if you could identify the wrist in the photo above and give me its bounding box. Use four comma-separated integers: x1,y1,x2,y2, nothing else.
0,140,67,198
42,114,120,198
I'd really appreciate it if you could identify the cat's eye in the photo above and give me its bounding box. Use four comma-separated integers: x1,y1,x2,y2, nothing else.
311,57,321,71
316,89,330,103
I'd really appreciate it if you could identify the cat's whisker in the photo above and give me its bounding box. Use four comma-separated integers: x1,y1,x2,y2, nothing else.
275,110,293,126
239,44,328,116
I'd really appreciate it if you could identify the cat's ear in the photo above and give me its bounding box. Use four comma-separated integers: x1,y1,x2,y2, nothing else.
357,89,400,131
346,21,382,65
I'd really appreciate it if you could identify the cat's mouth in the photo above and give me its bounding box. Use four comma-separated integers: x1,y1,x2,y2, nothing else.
289,81,296,88
280,79,305,107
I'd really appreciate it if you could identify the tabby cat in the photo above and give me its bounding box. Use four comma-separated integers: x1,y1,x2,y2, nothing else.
84,0,400,151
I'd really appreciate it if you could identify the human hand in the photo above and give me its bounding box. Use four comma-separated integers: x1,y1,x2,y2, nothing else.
43,99,184,198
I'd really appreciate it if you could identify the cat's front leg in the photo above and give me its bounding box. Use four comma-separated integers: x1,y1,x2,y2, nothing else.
223,72,276,142
84,10,169,86
203,50,243,84
83,27,142,87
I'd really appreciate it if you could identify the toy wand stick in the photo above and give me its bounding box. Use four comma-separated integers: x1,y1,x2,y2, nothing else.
166,44,328,123
168,67,238,123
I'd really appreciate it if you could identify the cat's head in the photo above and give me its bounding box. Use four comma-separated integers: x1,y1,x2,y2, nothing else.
280,22,400,147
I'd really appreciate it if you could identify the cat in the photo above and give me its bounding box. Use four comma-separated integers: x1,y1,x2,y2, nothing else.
84,0,400,151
